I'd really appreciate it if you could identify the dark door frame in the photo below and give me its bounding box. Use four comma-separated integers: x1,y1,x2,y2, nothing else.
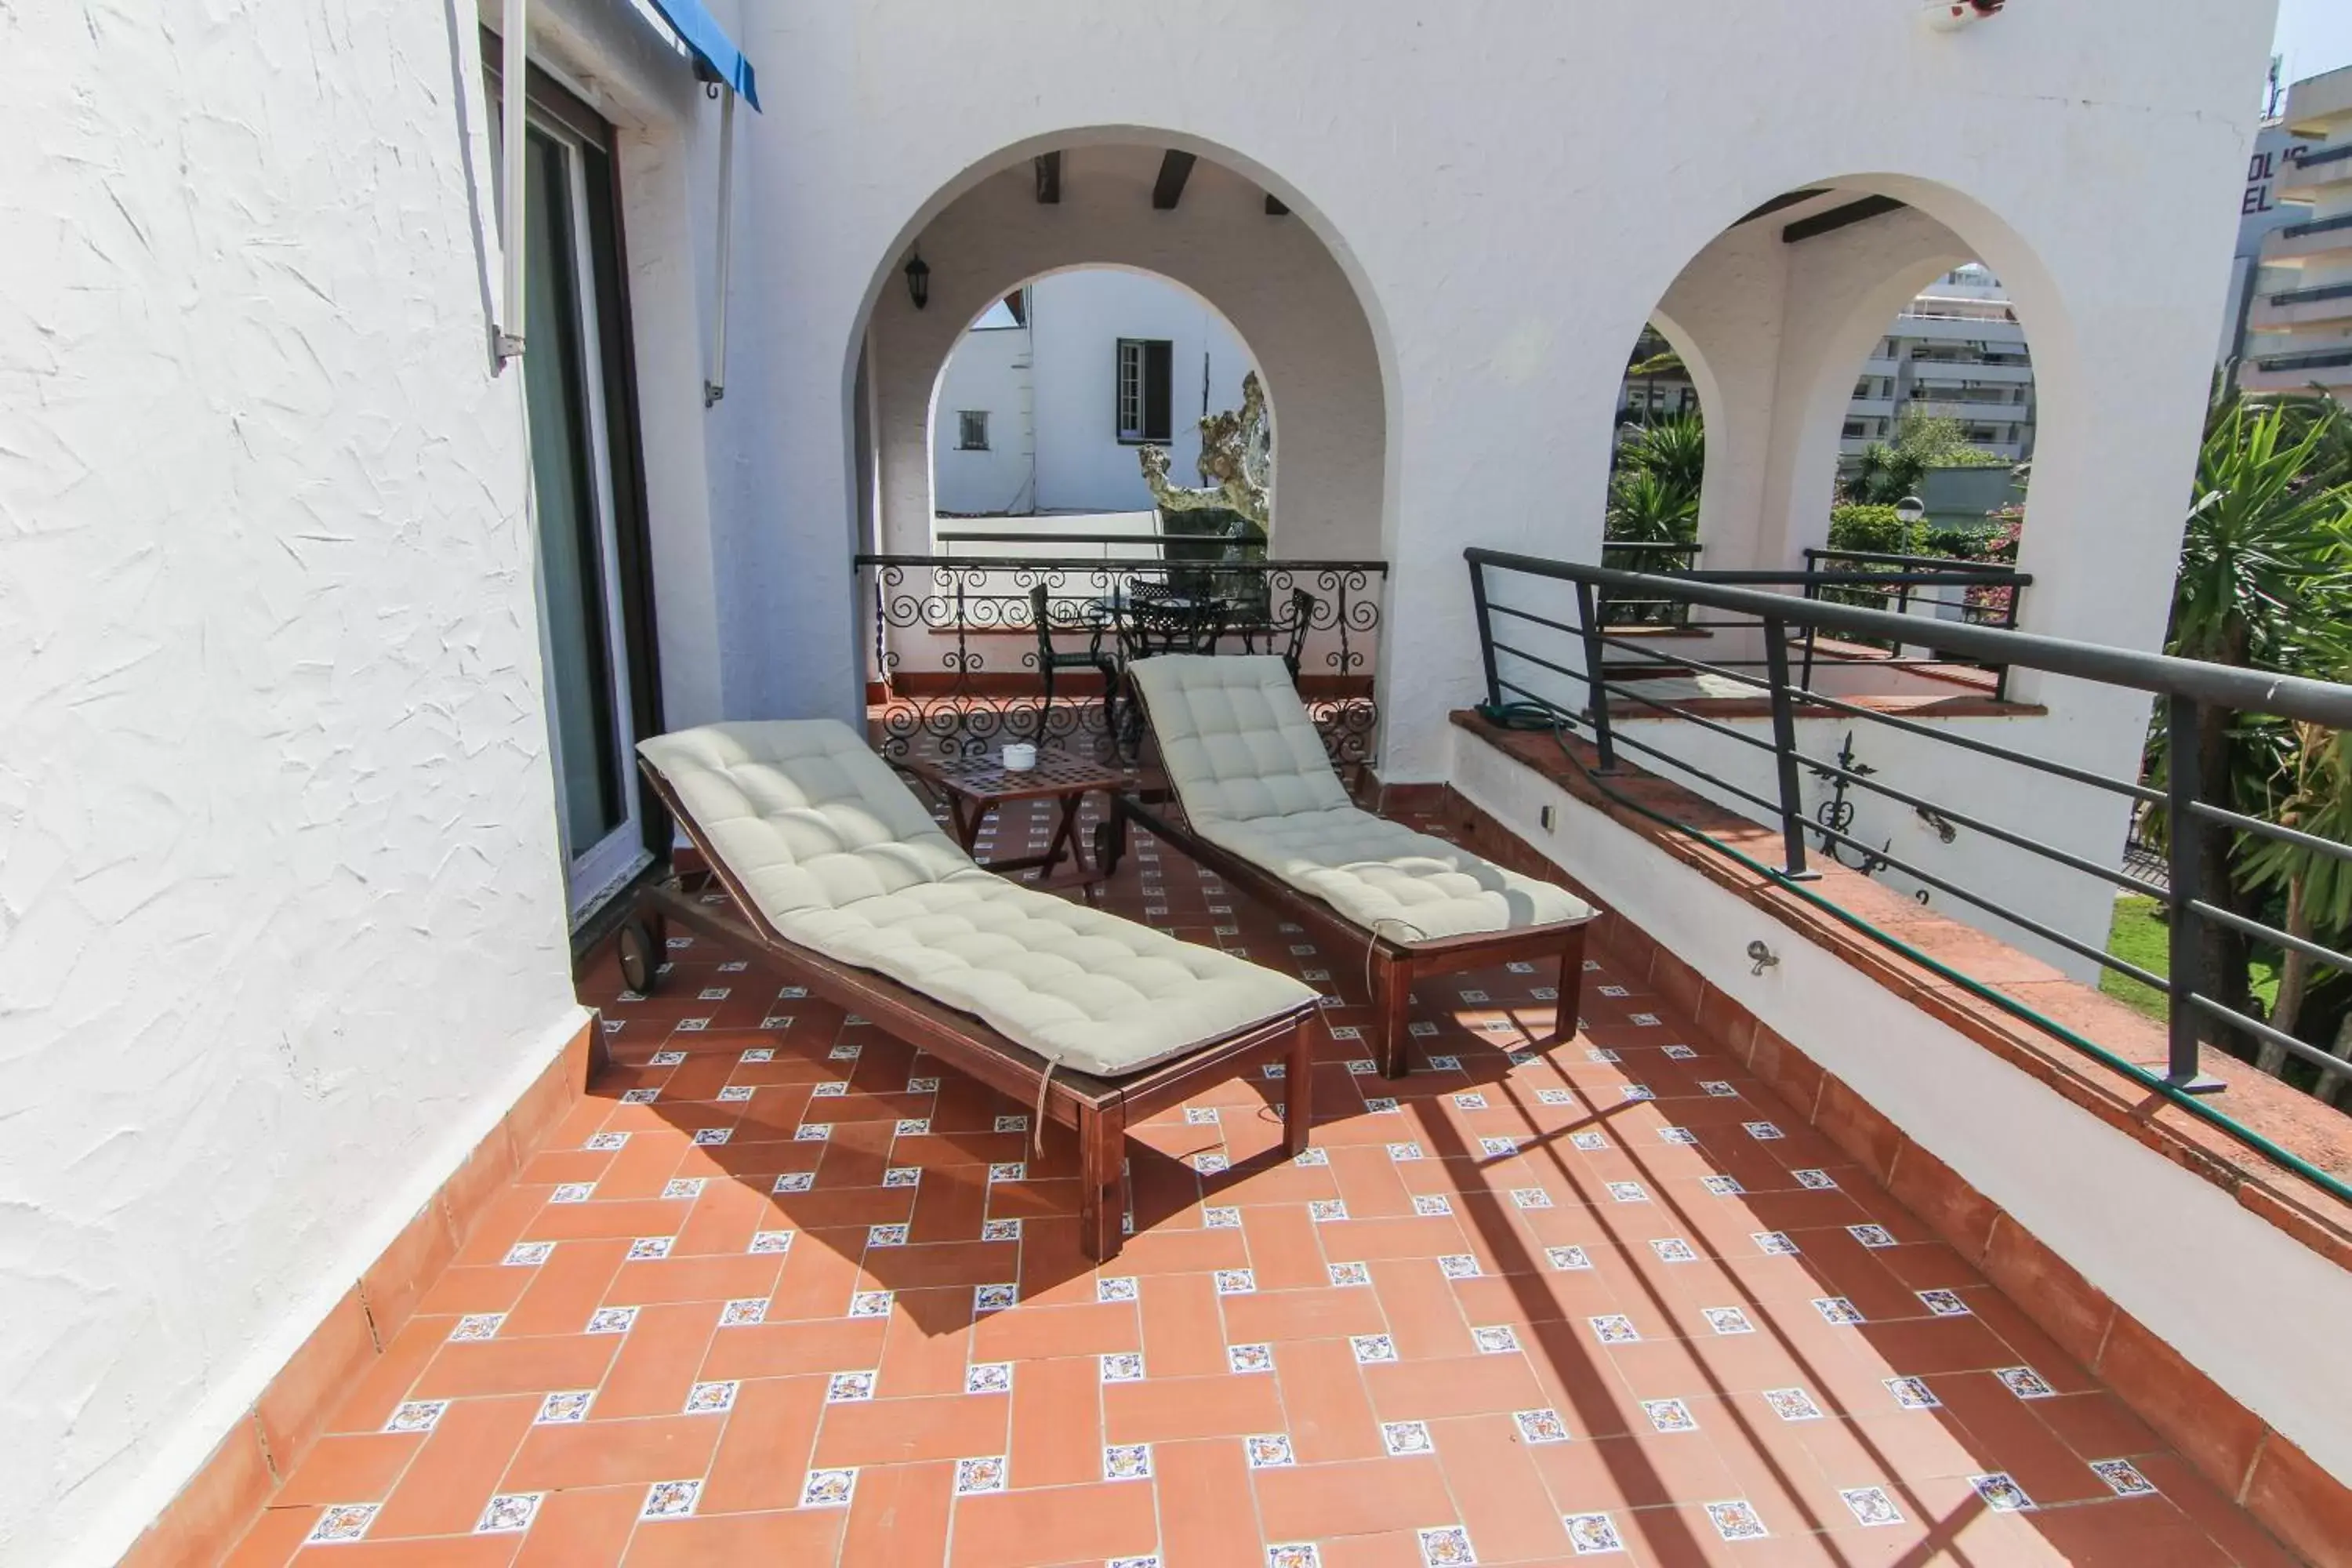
485,32,672,957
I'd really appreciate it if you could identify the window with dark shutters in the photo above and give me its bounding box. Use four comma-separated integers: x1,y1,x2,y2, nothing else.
1116,338,1175,442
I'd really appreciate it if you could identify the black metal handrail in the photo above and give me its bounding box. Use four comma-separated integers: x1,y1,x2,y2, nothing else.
1463,550,2352,1181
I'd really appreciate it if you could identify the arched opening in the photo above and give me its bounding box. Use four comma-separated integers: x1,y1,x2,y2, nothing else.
1828,257,2034,571
1601,314,1718,622
1584,178,2060,701
927,265,1272,560
845,140,1389,767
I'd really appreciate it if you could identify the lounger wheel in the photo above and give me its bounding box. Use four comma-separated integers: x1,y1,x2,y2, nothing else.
617,913,666,996
1094,819,1125,876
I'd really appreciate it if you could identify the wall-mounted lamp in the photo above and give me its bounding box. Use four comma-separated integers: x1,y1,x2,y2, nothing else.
904,250,931,310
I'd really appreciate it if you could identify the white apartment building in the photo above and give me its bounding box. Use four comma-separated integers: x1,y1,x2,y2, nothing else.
1840,264,2036,461
2243,64,2352,397
932,270,1258,520
1622,264,2038,464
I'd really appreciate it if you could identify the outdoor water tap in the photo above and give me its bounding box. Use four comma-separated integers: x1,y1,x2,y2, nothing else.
1747,940,1780,976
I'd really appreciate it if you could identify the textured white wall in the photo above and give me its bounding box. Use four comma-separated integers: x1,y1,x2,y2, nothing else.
931,318,1036,517
0,6,590,1565
1453,728,2352,1488
728,0,2271,779
1029,269,1258,517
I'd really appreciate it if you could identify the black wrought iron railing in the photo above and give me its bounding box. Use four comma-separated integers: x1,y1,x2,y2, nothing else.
1464,549,2352,1195
854,553,1385,765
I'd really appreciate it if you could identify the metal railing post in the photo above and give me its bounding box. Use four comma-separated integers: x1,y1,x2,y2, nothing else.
1468,560,1501,710
1572,579,1618,772
2164,692,2227,1093
1798,572,1822,690
1761,613,1817,880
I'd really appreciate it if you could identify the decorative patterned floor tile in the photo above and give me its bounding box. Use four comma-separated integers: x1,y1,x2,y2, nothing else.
212,792,2278,1568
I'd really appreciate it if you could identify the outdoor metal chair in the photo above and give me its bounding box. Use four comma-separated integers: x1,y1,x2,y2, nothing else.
1028,583,1120,747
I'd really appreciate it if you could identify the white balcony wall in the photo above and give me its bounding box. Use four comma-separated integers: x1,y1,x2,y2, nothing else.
931,319,1037,516
0,7,631,1563
1032,270,1258,519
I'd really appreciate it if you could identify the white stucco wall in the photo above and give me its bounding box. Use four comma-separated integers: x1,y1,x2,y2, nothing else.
0,5,708,1563
723,0,2268,783
932,318,1037,515
1454,728,2352,1490
1029,269,1258,517
930,268,1262,521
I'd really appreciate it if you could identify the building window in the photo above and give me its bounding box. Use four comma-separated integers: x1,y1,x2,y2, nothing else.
1116,339,1173,442
1842,420,1867,439
956,410,989,451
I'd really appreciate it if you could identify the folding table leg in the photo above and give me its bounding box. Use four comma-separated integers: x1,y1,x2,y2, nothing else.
1077,1100,1129,1261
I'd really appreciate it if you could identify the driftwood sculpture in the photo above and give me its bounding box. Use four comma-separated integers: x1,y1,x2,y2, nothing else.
1139,370,1271,530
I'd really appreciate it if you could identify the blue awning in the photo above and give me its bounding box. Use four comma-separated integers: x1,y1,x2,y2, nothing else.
641,0,760,111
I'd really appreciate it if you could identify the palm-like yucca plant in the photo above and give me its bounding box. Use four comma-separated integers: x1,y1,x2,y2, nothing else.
2242,723,2352,1095
2165,396,2352,1063
1605,467,1700,544
2175,399,2347,668
1618,416,1707,501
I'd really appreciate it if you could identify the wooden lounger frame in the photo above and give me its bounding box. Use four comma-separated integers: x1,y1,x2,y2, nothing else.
1098,791,1589,1080
622,762,1318,1262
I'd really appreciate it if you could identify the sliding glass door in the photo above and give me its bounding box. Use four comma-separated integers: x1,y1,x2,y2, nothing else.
499,72,658,927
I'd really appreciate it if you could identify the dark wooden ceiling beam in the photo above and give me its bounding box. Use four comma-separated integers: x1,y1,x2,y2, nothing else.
1152,151,1196,211
1733,188,1827,226
1033,152,1060,205
1782,194,1907,244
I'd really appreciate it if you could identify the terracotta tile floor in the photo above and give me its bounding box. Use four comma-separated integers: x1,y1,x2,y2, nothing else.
223,795,2295,1566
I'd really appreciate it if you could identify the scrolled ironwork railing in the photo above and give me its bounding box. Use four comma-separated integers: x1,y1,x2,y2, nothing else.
854,552,1385,768
1464,547,2352,1200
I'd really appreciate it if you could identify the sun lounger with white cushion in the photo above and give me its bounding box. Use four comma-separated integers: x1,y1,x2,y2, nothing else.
618,719,1319,1258
1116,655,1595,1075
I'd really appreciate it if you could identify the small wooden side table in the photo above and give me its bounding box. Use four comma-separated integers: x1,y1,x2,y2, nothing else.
892,749,1138,895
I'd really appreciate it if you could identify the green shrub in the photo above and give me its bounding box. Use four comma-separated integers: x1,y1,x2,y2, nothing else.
1827,504,1918,556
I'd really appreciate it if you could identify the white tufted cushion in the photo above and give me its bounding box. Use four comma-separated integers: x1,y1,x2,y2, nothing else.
1127,655,1594,942
638,720,1313,1077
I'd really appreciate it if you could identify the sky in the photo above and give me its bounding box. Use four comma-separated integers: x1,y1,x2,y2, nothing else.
2273,0,2352,99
